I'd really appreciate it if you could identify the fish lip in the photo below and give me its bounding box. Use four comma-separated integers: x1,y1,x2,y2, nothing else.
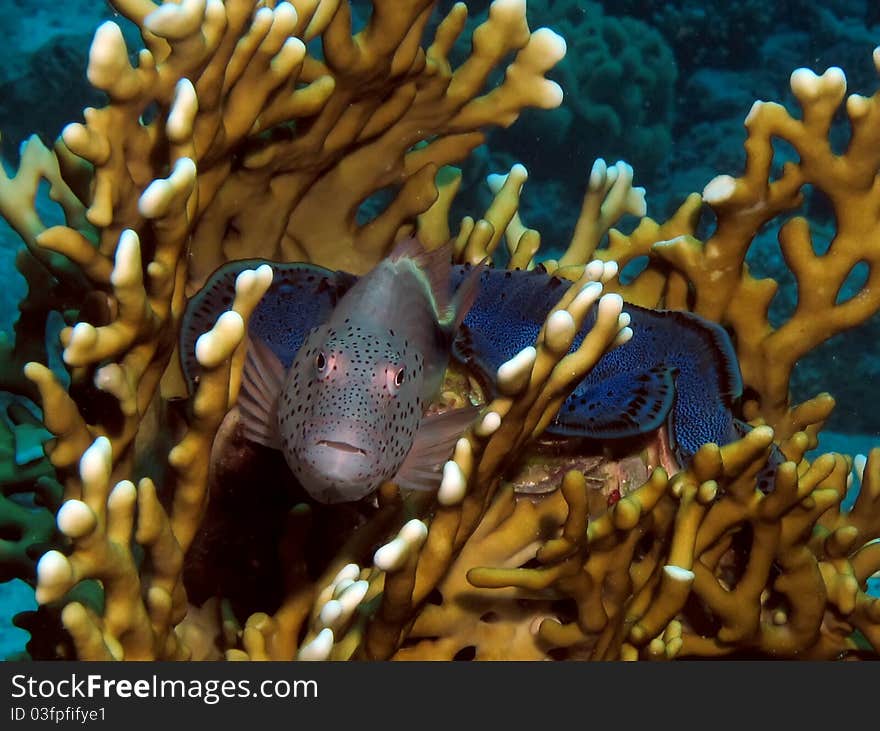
316,439,367,456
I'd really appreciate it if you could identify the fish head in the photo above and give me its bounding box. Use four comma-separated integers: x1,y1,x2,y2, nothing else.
278,321,426,503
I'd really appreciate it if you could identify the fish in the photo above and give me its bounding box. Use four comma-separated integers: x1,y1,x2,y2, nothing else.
210,239,482,503
181,257,751,500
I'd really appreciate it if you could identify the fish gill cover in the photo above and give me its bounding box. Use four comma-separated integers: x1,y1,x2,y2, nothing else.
0,0,878,662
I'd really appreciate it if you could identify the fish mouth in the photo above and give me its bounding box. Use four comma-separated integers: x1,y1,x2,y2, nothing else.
316,440,367,456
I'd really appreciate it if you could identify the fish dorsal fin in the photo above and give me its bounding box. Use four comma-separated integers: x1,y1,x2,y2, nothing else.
390,236,455,323
393,406,479,492
238,336,286,449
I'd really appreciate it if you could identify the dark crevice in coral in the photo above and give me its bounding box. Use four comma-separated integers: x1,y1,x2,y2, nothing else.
425,588,444,606
183,440,378,623
69,382,123,435
549,598,580,625
633,531,657,563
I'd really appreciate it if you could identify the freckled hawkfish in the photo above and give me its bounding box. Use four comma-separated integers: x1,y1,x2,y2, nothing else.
217,238,481,503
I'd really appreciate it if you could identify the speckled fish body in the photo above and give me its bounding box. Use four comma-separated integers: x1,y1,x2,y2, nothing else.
273,255,454,503
181,259,746,498
208,244,480,504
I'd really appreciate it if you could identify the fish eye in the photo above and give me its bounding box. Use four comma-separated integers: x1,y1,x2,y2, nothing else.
394,367,406,387
315,352,327,371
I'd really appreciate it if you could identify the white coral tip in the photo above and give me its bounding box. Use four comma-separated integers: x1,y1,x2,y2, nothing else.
510,162,528,180
332,579,354,599
334,563,361,586
438,460,467,506
538,79,564,108
64,322,98,365
486,172,507,193
373,521,426,574
854,453,868,484
236,263,274,298
338,580,369,613
585,259,605,282
663,565,695,583
111,229,142,288
575,281,604,308
400,518,428,546
546,309,575,346
273,1,298,27
598,293,624,319
531,27,567,64
372,520,427,573
108,480,137,511
56,500,96,539
601,260,620,283
195,311,245,368
373,538,407,572
703,175,737,205
298,628,334,661
614,327,633,347
847,93,870,120
167,78,198,142
497,346,537,394
589,158,607,190
36,550,73,604
319,599,343,627
475,411,501,438
80,436,112,485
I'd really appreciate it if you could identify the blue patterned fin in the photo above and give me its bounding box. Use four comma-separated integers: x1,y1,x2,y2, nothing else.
452,264,566,387
665,310,742,403
180,260,357,392
451,265,745,466
548,366,678,439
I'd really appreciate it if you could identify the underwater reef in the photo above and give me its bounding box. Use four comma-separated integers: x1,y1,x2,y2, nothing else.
0,0,880,661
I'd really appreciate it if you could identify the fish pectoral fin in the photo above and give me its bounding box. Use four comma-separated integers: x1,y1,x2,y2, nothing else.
238,335,286,449
546,366,678,440
393,406,479,492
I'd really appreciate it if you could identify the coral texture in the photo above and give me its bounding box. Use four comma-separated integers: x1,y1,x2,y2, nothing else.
0,0,879,662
